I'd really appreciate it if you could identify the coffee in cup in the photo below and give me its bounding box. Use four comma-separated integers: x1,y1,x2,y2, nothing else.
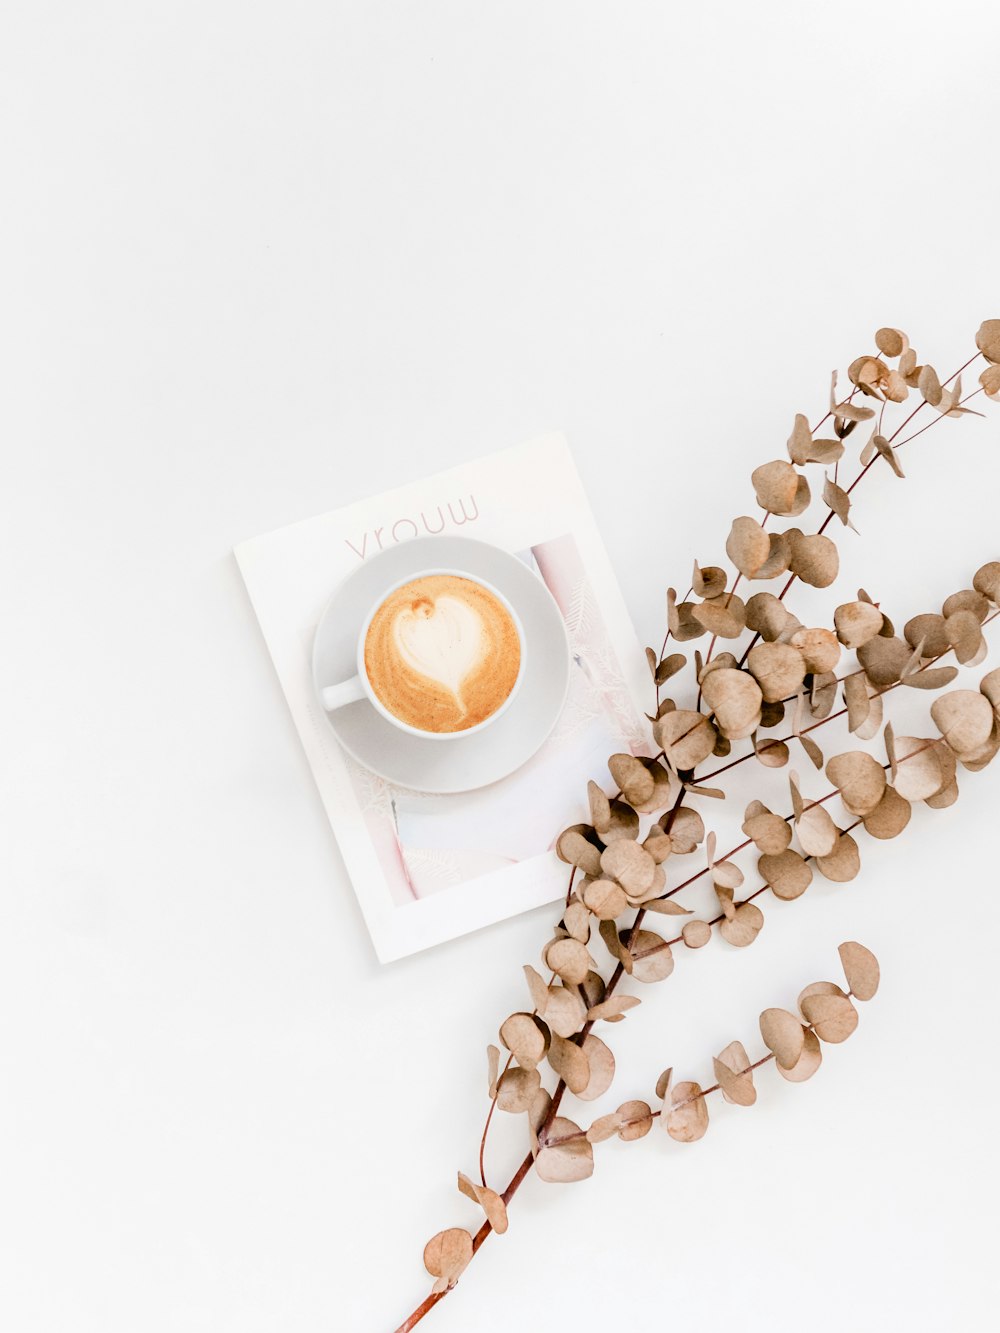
363,574,521,733
320,567,526,739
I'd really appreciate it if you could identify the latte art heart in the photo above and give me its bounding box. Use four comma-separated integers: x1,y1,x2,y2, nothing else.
364,574,522,733
393,595,484,713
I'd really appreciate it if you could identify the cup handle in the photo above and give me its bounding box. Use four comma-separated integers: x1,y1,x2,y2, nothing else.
321,675,366,712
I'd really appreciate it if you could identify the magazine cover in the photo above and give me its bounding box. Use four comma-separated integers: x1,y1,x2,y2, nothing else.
235,433,650,961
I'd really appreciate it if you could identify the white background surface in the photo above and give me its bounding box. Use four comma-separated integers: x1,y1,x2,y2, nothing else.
2,4,999,1331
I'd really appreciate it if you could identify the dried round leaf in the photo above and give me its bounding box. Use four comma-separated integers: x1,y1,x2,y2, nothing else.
834,600,884,648
892,735,946,802
976,319,1000,364
544,984,588,1038
826,750,887,816
499,1012,550,1070
756,531,794,580
759,1008,805,1069
775,1026,823,1083
586,1113,620,1144
587,780,611,833
548,1034,591,1094
904,612,951,659
544,937,593,986
838,941,880,1001
756,737,790,768
616,1099,653,1142
602,798,641,843
973,561,1000,604
930,690,995,757
982,366,1000,401
752,460,811,516
719,901,764,948
691,593,748,640
535,1116,594,1183
726,516,771,578
457,1173,509,1235
556,827,603,878
746,592,800,642
423,1228,473,1290
945,609,984,665
653,710,718,770
858,635,911,687
643,829,674,863
587,993,641,1023
576,1034,616,1102
816,832,860,882
788,530,840,588
875,327,906,357
925,778,960,807
666,1081,710,1143
743,809,792,854
583,877,629,920
496,1065,542,1113
798,980,847,1007
796,805,840,857
608,753,655,806
713,1039,757,1106
626,929,675,984
942,589,990,624
630,758,678,815
600,840,656,897
701,668,764,741
801,992,859,1043
790,627,841,675
682,919,713,949
759,849,813,900
668,807,706,853
748,642,808,703
863,785,912,839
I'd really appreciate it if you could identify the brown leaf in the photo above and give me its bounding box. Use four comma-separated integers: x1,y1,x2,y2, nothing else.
719,901,764,948
587,993,641,1023
796,804,840,857
800,992,859,1043
904,612,951,659
625,928,675,983
976,319,1000,364
838,941,880,1001
653,710,718,770
759,849,813,900
616,1100,654,1141
858,635,912,687
726,516,772,579
542,984,588,1038
746,592,801,642
666,1081,710,1143
556,827,603,878
835,600,884,649
668,807,706,853
457,1173,509,1235
974,561,1000,603
499,1013,550,1071
543,937,593,986
775,1027,823,1083
862,786,912,839
423,1228,473,1292
587,780,611,833
713,1040,757,1107
748,642,808,703
583,878,628,920
826,750,887,816
788,530,840,588
930,690,995,757
548,1034,591,1094
891,735,947,802
743,807,792,854
701,667,764,740
600,839,657,898
692,593,748,639
816,832,861,883
752,460,811,516
945,609,985,664
535,1116,594,1183
608,753,655,806
576,1034,616,1102
759,1008,805,1069
487,1043,501,1099
496,1065,542,1113
682,919,713,949
790,628,841,676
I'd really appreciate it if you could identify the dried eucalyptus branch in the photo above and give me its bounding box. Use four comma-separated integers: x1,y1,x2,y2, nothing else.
392,321,1000,1333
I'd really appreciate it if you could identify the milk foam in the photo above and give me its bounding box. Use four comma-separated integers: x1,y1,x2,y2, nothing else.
391,595,484,713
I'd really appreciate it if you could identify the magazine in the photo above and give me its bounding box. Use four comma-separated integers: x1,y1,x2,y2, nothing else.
235,433,649,961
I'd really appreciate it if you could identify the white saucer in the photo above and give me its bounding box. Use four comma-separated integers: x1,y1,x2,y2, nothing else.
311,536,571,793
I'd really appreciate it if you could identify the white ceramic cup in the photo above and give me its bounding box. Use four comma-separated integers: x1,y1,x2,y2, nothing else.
320,567,527,740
